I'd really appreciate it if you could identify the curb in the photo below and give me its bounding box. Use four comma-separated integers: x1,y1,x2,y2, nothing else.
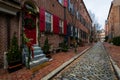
103,43,120,80
41,47,91,80
109,56,120,80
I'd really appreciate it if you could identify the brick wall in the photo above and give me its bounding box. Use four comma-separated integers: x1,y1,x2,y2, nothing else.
107,2,120,38
0,13,19,68
0,0,92,68
0,14,8,68
40,34,64,49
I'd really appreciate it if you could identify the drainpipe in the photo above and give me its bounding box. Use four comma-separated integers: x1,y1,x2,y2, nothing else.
64,4,67,42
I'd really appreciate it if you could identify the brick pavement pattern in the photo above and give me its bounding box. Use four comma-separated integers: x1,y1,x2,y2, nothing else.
53,42,117,80
104,42,120,68
0,46,89,80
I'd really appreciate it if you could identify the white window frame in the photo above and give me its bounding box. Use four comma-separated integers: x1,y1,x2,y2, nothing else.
59,20,64,34
71,26,73,36
75,28,77,37
45,12,53,32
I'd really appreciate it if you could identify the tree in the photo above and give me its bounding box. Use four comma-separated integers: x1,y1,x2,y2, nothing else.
89,10,101,30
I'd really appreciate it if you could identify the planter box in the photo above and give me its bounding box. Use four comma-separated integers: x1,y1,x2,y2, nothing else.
8,61,22,73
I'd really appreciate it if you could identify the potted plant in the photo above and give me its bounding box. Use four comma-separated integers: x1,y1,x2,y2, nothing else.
42,37,51,58
6,32,22,72
59,41,68,52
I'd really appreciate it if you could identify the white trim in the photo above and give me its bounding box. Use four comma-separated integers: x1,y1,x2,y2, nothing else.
4,52,8,69
51,15,53,32
0,7,17,15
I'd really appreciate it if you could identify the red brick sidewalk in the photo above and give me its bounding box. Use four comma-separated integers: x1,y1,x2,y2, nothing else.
0,46,90,80
104,42,120,68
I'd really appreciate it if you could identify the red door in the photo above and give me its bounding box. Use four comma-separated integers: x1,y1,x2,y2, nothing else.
24,28,36,44
23,12,36,44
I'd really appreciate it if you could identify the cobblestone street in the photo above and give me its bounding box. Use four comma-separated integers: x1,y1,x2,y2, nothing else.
52,42,118,80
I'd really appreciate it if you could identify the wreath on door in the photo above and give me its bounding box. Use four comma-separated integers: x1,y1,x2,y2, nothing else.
24,11,36,29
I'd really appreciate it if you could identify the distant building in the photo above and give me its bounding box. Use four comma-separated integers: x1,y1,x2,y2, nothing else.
106,0,120,41
99,29,105,42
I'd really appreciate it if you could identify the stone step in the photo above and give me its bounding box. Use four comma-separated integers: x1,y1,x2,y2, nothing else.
30,57,49,68
32,54,46,61
33,50,43,55
33,47,42,51
23,44,49,69
33,44,39,47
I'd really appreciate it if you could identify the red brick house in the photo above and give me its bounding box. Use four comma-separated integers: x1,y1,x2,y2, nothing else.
0,0,92,68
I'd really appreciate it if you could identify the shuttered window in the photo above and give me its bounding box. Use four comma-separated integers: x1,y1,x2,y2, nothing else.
45,12,52,32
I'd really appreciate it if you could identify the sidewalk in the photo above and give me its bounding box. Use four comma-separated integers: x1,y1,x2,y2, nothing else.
0,46,90,80
104,42,120,68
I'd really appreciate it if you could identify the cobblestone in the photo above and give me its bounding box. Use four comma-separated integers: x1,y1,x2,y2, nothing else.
52,42,118,80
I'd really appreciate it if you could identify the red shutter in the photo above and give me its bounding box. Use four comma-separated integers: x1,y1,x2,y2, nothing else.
53,15,59,34
64,0,68,7
64,20,67,35
39,8,45,32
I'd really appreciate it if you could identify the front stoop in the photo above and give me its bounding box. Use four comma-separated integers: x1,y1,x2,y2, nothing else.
22,44,49,69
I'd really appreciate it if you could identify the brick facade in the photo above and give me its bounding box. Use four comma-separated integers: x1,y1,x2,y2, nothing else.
106,0,120,40
0,13,20,68
0,0,92,68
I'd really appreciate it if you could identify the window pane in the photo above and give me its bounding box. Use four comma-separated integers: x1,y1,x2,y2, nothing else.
45,12,52,32
58,0,63,5
46,22,51,32
59,20,63,34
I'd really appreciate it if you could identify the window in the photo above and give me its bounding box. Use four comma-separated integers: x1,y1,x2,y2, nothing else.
68,0,74,14
76,11,79,19
71,26,73,36
58,0,63,5
75,28,78,38
59,20,63,34
45,12,52,32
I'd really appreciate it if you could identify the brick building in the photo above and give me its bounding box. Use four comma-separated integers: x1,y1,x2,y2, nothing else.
0,0,92,68
106,0,120,40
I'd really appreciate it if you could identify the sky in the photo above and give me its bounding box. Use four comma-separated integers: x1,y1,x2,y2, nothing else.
83,0,113,29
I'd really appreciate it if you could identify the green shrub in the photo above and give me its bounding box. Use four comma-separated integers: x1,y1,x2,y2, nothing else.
7,33,21,64
104,36,108,42
59,41,68,52
112,36,120,46
42,37,50,54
